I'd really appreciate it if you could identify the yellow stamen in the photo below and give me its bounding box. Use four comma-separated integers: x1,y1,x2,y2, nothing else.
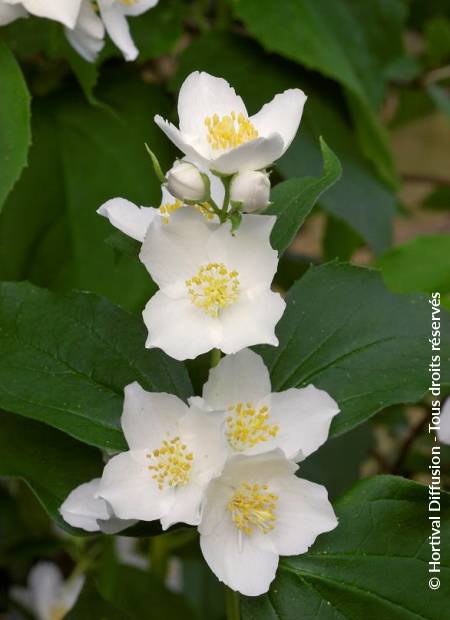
226,402,279,451
228,481,278,535
147,436,194,490
204,111,258,151
159,200,215,224
186,262,239,317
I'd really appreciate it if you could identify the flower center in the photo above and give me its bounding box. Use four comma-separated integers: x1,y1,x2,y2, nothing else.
50,605,68,620
226,402,279,451
120,0,138,5
228,482,278,535
147,436,194,490
204,112,258,151
186,262,239,317
159,200,215,224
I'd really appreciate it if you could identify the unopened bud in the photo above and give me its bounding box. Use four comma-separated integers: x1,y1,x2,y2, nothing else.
166,162,207,202
229,170,270,213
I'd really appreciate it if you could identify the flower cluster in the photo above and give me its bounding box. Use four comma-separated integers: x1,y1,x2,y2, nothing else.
60,72,339,596
0,0,159,62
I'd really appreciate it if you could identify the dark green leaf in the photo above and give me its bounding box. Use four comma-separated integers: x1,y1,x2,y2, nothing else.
66,579,131,620
269,139,342,254
423,187,450,210
258,262,450,436
231,0,401,187
104,565,196,620
0,282,192,450
242,475,450,620
173,32,396,254
378,234,450,294
0,40,31,211
0,411,102,534
323,214,363,261
0,71,175,311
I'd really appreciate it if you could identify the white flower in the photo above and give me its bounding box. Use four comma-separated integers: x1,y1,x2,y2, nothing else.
191,348,339,460
139,208,285,360
438,397,450,444
60,478,137,534
64,0,105,63
4,0,82,28
98,382,228,530
199,450,337,596
11,562,84,620
166,161,208,202
230,170,270,212
0,0,27,25
155,71,306,174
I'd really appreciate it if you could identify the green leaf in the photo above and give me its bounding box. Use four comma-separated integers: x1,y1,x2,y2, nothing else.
0,410,102,534
231,0,401,187
0,40,31,211
269,139,342,254
65,579,132,620
0,70,175,312
242,475,450,620
0,282,192,450
172,31,396,254
378,234,450,295
323,214,363,261
103,565,196,620
258,262,450,437
129,0,185,61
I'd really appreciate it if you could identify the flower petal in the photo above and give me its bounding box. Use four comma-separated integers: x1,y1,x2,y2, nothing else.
160,482,204,530
59,478,108,532
98,0,138,61
140,208,214,293
270,476,337,556
179,408,228,484
18,0,82,28
250,89,307,155
0,3,27,25
121,382,188,450
202,348,271,410
121,0,159,16
143,292,220,360
177,71,247,141
98,197,157,242
154,116,210,166
207,214,278,290
208,133,285,174
218,289,285,354
269,385,340,461
98,450,175,521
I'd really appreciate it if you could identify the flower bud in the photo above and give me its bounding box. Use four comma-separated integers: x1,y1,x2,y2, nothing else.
229,170,271,213
166,161,207,202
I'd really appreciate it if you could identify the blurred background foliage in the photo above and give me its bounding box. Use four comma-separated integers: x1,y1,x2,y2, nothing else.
1,0,450,618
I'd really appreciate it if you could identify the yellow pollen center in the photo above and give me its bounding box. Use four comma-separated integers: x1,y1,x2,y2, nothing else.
147,436,194,490
50,605,68,620
228,482,278,535
159,200,215,224
226,402,279,451
186,262,239,317
205,112,258,151
120,0,137,5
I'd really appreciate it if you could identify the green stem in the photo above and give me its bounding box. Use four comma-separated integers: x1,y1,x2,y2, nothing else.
210,348,221,368
225,586,240,620
149,536,169,582
220,176,232,223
